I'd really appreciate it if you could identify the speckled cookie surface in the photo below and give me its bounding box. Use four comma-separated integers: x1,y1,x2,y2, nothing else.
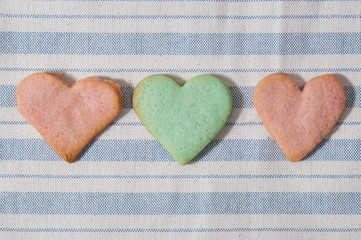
253,73,345,162
17,73,124,163
133,75,232,165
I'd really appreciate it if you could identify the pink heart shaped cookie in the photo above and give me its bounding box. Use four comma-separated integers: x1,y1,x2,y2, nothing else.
17,73,123,163
253,73,345,162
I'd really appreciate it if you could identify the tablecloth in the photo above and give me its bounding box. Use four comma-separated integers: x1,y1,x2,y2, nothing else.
1,0,360,239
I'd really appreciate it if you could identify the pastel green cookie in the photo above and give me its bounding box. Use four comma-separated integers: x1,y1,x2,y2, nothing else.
133,75,232,165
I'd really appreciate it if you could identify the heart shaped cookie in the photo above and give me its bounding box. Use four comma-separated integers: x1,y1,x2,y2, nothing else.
17,73,123,163
253,73,345,162
133,75,232,165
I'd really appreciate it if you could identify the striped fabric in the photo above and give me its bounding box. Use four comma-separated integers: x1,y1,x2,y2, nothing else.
1,0,360,239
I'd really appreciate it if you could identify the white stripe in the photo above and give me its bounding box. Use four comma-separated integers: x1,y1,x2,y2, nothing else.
0,108,24,121
1,56,361,87
3,108,359,123
2,108,359,131
0,174,359,193
1,71,360,94
3,17,359,33
0,120,358,139
1,214,360,229
1,161,360,178
3,1,359,17
0,232,359,240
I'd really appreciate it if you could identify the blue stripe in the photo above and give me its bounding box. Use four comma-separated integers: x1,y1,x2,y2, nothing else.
1,67,360,73
0,85,16,108
1,139,359,162
1,13,358,20
0,227,360,233
0,192,359,215
1,85,359,108
0,174,360,179
1,32,359,55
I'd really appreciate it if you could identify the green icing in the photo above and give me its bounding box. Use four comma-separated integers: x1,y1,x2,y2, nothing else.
133,75,232,165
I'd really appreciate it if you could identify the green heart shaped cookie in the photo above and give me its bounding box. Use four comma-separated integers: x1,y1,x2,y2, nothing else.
133,75,232,165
